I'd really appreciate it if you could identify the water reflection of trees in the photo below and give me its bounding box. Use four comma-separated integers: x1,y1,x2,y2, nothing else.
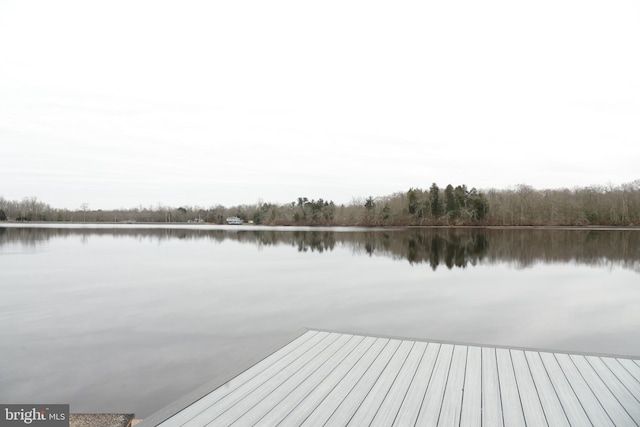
1,226,639,273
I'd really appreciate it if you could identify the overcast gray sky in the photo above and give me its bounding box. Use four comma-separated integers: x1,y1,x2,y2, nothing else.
1,0,639,209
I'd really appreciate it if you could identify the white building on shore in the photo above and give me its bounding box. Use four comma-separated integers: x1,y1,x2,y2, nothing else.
226,216,244,225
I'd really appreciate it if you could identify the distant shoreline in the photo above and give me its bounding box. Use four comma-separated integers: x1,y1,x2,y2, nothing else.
2,221,639,231
2,181,639,226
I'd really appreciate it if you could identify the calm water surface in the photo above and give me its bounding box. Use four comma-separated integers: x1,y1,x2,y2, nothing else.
1,224,639,417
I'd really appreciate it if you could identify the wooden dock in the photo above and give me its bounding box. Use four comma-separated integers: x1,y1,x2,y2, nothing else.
140,329,640,426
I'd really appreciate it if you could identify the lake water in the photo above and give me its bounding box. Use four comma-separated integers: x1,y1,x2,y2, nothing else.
1,224,639,417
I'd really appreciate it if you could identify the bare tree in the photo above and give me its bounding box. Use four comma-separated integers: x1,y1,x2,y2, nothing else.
80,203,89,223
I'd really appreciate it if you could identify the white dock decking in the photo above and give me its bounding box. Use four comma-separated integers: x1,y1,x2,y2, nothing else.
141,329,640,426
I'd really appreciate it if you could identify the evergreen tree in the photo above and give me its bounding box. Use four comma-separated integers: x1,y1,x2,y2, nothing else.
364,196,375,210
472,192,488,220
322,201,335,221
407,188,418,216
429,183,442,218
444,184,457,218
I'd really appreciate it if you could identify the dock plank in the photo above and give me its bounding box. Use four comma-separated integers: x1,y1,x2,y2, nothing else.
346,340,414,425
570,355,637,427
524,351,570,427
145,330,640,427
295,338,390,426
391,343,440,426
618,358,640,383
248,335,367,426
554,353,614,427
192,332,344,426
496,348,526,427
459,346,481,427
369,341,427,426
511,349,548,426
481,347,504,427
414,343,455,426
157,330,325,427
212,333,355,426
600,357,640,403
319,339,404,426
437,345,467,426
274,336,379,426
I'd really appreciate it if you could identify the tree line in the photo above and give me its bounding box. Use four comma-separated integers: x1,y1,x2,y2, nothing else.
1,180,639,226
